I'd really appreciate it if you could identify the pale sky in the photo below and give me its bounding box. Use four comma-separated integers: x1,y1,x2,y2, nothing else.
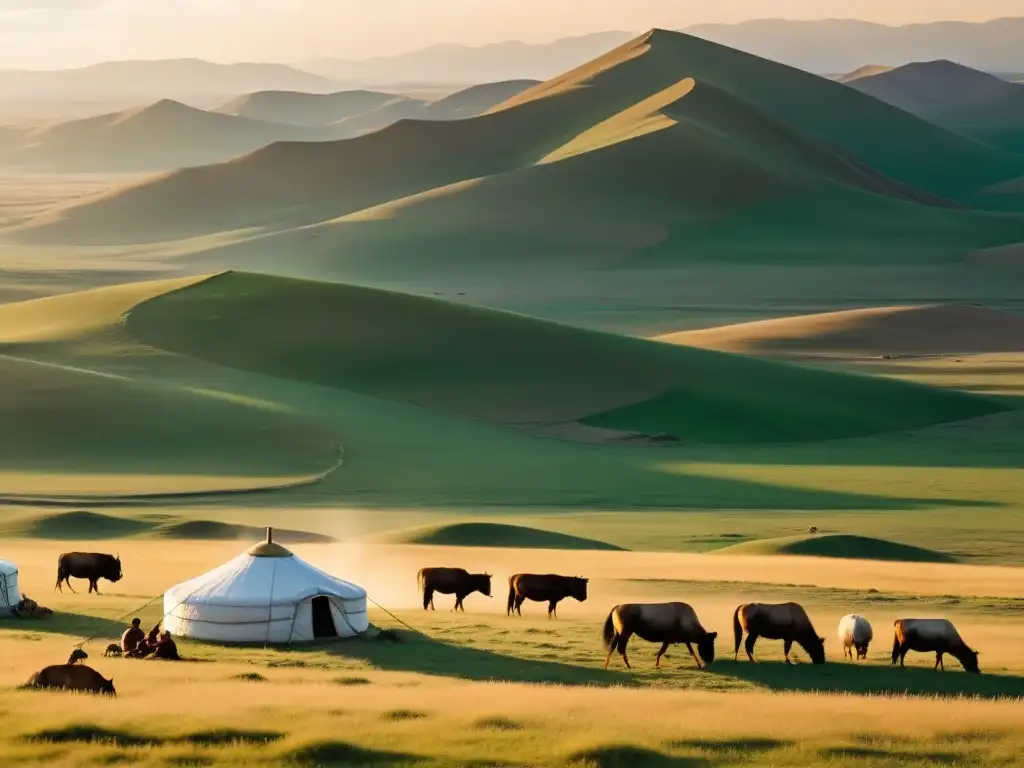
0,0,1020,69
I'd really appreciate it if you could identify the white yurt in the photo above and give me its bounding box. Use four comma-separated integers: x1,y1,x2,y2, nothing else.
0,560,20,617
163,529,368,643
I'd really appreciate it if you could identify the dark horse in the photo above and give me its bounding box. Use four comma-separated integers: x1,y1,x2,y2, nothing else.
55,552,122,594
602,602,718,669
507,574,588,618
417,567,491,611
733,602,825,664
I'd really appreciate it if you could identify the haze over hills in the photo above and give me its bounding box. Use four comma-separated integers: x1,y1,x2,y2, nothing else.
834,65,895,84
22,28,1024,256
0,59,338,105
847,61,1024,153
215,80,539,131
0,99,334,172
685,17,1024,74
297,18,1024,85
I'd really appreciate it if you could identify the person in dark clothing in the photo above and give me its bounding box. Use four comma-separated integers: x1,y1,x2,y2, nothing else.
148,631,180,660
121,618,145,655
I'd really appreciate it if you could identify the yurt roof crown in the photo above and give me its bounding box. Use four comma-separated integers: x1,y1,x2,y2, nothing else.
248,527,292,558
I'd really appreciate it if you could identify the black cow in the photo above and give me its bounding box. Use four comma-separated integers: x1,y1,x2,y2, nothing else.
55,552,122,594
507,573,588,618
417,567,491,611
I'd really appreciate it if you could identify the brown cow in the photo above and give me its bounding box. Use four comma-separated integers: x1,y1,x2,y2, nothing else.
733,602,826,664
24,664,115,695
602,602,718,669
507,574,588,618
417,567,491,611
891,619,980,673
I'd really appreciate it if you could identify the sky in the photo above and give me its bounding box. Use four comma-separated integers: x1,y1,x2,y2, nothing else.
0,0,1021,69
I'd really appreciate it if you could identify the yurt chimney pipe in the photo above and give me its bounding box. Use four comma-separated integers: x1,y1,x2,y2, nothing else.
267,527,273,544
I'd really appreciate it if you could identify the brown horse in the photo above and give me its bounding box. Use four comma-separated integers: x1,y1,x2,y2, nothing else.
417,567,492,611
892,619,980,673
507,574,588,618
733,602,826,664
602,602,717,669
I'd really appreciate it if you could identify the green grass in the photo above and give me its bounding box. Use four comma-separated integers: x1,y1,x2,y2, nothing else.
0,510,334,542
0,352,339,499
710,534,956,563
123,272,1005,444
383,522,624,551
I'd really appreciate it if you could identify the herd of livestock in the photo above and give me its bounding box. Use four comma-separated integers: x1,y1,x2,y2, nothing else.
421,567,983,673
12,553,985,698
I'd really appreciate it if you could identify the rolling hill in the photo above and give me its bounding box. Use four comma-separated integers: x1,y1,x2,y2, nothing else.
0,59,337,103
217,81,539,129
21,29,1024,250
216,89,416,127
847,61,1024,153
713,533,956,563
117,271,1005,444
834,65,895,84
0,99,331,171
657,305,1024,358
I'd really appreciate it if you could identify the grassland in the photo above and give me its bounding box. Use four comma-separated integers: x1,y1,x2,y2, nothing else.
0,26,1023,767
2,541,1024,767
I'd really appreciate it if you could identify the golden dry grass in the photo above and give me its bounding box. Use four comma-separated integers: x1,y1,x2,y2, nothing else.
657,304,1024,358
3,539,1024,766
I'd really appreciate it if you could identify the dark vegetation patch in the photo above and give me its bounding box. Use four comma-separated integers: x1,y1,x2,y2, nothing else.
473,717,525,732
333,676,371,686
24,725,161,747
165,758,213,768
820,746,966,764
567,745,708,767
287,740,417,765
177,729,283,747
231,672,268,683
382,709,427,722
668,738,789,754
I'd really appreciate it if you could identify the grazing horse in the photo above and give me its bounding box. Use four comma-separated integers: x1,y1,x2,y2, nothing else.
602,602,717,669
507,574,588,618
892,619,980,673
25,664,115,695
838,614,873,660
55,552,122,594
417,567,491,611
733,602,826,665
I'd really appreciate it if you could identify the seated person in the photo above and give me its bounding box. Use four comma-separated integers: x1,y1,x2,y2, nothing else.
149,631,181,660
121,618,145,655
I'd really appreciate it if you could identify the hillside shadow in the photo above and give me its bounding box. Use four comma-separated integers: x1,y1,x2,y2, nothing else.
708,659,1024,700
567,746,709,767
301,630,630,687
0,611,119,640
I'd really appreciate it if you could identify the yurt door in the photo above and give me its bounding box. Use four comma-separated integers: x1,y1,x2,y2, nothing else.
311,596,337,638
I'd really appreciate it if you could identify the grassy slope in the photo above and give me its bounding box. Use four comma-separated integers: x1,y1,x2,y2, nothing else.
712,533,956,563
215,89,412,126
847,61,1024,154
122,272,1005,444
2,100,330,172
0,353,338,498
656,304,1024,357
21,29,1024,246
382,522,623,551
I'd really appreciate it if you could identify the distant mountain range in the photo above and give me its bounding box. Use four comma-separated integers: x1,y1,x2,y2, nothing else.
0,59,337,104
3,17,1022,110
302,17,1024,84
